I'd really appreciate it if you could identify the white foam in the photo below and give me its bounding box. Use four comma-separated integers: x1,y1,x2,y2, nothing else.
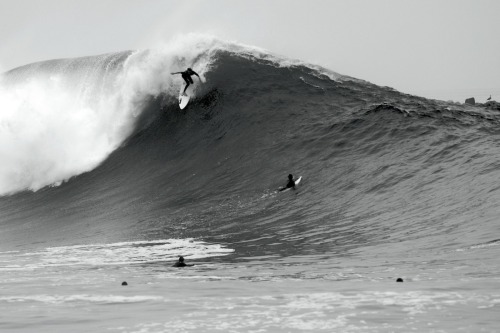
107,290,491,332
456,239,500,252
0,34,218,195
5,239,233,269
0,294,163,304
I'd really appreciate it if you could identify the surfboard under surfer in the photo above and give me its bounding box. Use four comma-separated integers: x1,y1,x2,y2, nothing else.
171,68,200,96
279,174,296,191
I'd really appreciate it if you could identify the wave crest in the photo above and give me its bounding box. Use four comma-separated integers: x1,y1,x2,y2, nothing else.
0,35,225,195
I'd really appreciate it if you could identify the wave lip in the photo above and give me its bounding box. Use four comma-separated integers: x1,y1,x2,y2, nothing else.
0,35,223,196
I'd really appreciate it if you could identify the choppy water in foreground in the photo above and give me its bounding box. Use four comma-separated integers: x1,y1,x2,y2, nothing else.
1,239,498,332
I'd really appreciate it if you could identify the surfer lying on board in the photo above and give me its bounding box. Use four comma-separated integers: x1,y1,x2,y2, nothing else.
171,68,200,96
278,174,296,191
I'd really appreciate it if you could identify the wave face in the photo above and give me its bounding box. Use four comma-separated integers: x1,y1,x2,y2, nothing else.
1,36,500,263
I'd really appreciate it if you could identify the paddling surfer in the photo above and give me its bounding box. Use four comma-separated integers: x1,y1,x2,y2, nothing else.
172,256,194,267
171,68,200,96
279,174,296,191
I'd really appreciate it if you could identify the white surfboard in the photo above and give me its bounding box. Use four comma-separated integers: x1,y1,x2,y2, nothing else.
279,176,302,192
178,76,205,109
179,84,190,110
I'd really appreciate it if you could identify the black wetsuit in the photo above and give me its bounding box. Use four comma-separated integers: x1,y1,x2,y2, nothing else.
180,69,199,94
181,70,195,85
172,261,187,267
172,256,194,267
279,179,296,191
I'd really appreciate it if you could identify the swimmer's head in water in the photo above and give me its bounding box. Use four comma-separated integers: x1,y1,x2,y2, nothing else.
178,256,185,262
288,174,293,180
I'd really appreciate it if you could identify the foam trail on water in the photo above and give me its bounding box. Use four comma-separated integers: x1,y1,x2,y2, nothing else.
0,239,234,270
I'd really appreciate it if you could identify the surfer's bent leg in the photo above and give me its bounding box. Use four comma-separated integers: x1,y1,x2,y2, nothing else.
182,74,191,94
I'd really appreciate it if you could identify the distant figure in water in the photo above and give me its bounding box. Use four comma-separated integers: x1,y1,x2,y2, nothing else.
279,174,296,191
171,68,200,96
487,95,492,101
172,256,193,267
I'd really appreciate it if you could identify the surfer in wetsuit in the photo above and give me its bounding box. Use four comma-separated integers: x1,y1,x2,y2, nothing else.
279,174,296,191
171,68,201,96
172,256,193,267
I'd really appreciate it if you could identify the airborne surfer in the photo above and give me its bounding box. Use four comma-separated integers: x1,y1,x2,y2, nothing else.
171,68,201,96
279,174,296,192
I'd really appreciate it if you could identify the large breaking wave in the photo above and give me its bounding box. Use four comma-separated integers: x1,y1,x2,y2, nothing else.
0,35,347,195
1,34,500,259
0,35,229,194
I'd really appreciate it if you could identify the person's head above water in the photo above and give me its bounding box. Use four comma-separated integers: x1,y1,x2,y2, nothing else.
288,174,293,180
178,256,185,262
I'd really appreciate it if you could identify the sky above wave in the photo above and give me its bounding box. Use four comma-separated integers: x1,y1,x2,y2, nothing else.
0,0,498,102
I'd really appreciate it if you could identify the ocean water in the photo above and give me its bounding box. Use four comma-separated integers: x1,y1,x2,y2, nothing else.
0,35,499,332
